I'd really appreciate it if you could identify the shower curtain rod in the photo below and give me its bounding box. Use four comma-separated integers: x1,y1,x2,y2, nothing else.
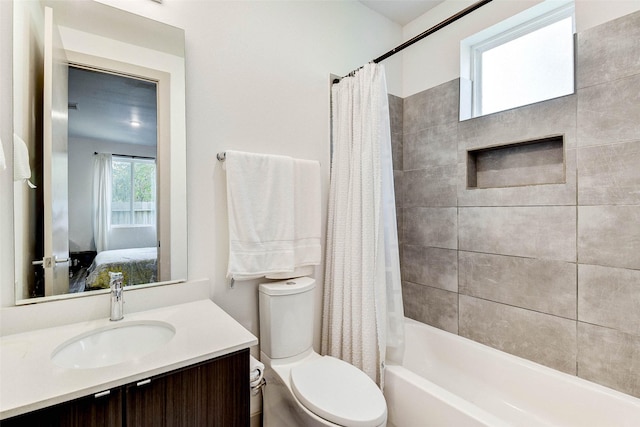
334,0,493,82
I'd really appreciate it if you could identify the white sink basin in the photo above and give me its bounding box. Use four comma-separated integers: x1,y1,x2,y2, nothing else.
51,320,176,369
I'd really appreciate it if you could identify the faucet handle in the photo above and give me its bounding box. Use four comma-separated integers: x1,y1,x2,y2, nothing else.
109,272,125,321
109,272,124,288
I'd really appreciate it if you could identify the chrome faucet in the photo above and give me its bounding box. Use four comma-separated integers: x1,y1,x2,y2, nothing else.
109,272,124,321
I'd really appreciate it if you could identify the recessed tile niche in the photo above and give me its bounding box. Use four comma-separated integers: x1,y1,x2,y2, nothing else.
467,135,565,189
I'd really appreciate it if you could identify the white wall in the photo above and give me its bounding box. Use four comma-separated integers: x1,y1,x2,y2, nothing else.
401,0,640,97
1,0,403,351
92,0,403,346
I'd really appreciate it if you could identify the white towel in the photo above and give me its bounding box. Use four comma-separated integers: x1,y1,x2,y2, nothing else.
225,150,295,280
292,159,321,268
13,133,36,188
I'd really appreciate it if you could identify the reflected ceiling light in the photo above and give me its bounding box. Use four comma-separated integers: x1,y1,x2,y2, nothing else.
130,120,141,128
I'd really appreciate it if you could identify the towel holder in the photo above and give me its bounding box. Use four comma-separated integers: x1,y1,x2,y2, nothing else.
217,151,320,166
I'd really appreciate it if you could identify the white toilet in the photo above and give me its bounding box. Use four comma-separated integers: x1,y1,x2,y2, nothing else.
259,277,387,427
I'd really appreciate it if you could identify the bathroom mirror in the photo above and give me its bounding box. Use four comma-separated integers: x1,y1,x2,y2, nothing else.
13,0,187,303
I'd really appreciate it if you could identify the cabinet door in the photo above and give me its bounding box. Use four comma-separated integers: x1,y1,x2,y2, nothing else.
124,377,166,427
164,349,250,427
2,388,122,427
61,389,123,427
198,349,250,427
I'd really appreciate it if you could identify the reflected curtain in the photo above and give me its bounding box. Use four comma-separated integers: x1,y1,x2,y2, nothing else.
321,63,404,387
93,153,112,252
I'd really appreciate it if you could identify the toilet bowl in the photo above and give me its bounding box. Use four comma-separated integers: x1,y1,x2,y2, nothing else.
259,277,387,427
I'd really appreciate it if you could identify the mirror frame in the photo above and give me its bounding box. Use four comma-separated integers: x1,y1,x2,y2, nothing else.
13,0,188,304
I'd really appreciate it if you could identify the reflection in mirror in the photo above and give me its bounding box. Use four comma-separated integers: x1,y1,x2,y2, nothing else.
13,0,187,303
68,67,159,293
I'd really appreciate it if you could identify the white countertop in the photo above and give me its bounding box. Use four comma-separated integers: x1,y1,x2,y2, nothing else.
0,299,258,419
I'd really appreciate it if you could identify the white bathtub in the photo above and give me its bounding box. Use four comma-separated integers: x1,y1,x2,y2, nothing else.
384,318,640,427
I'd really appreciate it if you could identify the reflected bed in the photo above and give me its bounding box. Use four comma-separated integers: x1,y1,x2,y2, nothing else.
85,247,157,289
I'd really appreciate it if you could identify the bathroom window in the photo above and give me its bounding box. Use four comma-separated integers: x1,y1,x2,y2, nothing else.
460,0,575,119
111,157,156,226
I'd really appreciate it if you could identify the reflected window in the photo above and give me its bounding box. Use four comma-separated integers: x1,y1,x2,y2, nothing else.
111,157,156,226
460,0,575,119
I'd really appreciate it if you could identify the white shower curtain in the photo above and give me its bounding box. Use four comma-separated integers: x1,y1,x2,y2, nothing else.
322,63,404,386
93,153,112,252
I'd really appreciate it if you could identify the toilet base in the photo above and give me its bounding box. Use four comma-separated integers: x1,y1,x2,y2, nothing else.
263,369,335,427
262,350,339,427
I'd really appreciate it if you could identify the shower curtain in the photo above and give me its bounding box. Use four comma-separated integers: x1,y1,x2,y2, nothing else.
322,63,404,386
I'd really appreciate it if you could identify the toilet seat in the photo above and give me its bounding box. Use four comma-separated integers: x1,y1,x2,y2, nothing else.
290,356,387,427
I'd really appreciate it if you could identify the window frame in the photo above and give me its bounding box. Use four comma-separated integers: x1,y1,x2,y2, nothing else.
460,0,576,120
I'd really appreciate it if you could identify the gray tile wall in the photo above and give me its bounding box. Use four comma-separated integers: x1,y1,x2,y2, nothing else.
396,80,460,334
470,139,565,188
392,9,640,398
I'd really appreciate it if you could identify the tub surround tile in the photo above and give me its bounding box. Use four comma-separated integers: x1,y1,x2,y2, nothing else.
459,295,577,375
403,122,458,170
388,94,404,133
402,281,458,334
578,264,640,335
391,132,403,172
396,209,404,267
578,322,640,398
476,160,563,190
459,252,576,319
389,93,403,172
393,170,403,207
404,207,457,250
402,165,457,207
458,206,576,262
396,12,640,398
458,94,577,154
457,149,577,207
576,10,640,89
578,205,640,270
402,246,457,292
578,140,640,205
403,80,459,133
396,207,404,247
577,74,640,147
470,139,565,189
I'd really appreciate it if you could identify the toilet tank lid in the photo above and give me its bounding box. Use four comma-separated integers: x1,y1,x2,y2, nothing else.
259,276,315,296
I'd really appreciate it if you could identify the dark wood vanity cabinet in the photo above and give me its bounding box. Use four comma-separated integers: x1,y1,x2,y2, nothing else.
126,348,250,426
2,349,249,427
1,388,122,427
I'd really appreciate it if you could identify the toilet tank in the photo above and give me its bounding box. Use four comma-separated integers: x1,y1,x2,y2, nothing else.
259,277,315,359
